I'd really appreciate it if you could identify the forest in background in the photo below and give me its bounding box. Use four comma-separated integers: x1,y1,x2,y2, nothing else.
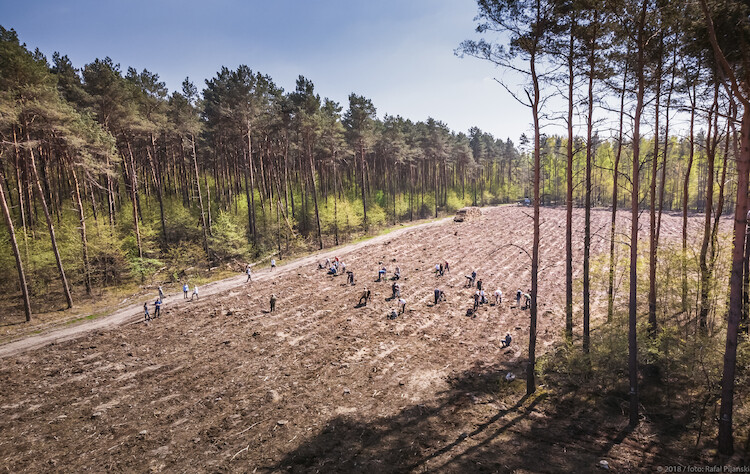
0,22,737,314
1,0,750,459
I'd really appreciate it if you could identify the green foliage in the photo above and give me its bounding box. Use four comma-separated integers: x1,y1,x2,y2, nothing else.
129,256,163,283
163,200,202,243
208,210,250,262
444,190,465,213
394,193,411,220
374,189,386,209
163,241,207,267
321,195,366,234
87,222,129,286
367,201,386,227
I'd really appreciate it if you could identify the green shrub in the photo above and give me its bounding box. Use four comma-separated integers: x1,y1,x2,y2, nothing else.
164,201,202,243
208,210,251,262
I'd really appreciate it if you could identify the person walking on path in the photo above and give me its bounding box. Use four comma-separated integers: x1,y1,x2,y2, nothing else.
158,286,165,303
271,258,276,270
270,294,277,312
246,266,252,282
183,283,189,299
144,302,150,322
191,285,199,301
398,297,406,314
154,299,162,318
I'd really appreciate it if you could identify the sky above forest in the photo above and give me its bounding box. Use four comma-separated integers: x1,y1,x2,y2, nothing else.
2,0,538,143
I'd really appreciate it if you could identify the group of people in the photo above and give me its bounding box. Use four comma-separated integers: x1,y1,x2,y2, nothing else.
515,289,532,309
184,283,199,300
145,283,197,321
144,286,167,321
143,252,517,350
320,257,347,277
145,255,283,322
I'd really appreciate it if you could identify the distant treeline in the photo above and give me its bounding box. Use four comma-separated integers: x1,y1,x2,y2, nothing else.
0,23,734,318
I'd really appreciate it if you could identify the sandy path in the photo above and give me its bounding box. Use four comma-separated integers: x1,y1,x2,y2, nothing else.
0,217,453,359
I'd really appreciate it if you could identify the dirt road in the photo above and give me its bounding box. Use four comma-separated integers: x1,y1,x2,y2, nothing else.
0,217,453,359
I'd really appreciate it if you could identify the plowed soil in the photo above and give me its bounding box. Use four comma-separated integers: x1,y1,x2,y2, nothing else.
0,206,712,472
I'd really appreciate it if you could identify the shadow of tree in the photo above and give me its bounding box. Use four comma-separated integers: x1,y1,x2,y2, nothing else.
264,363,693,473
264,364,526,473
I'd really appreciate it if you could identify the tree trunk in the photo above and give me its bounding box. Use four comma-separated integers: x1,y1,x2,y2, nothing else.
105,154,116,229
0,165,32,321
699,82,719,332
583,15,597,354
247,126,257,245
334,159,339,246
29,146,73,309
743,213,750,329
528,42,541,397
655,44,677,312
409,165,414,221
147,134,167,242
204,162,213,231
11,127,29,263
565,19,575,342
648,49,663,335
718,95,750,456
191,135,209,254
629,1,648,427
608,63,628,323
682,71,698,313
434,161,439,218
125,142,143,259
710,116,731,260
360,141,368,229
71,166,92,295
308,141,323,250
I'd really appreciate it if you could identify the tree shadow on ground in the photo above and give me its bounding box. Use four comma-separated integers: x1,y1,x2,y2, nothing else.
266,363,530,473
266,363,694,473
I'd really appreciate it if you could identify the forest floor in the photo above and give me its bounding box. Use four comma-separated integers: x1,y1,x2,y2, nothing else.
0,205,744,472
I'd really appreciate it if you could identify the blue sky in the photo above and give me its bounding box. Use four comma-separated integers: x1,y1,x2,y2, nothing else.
2,0,532,142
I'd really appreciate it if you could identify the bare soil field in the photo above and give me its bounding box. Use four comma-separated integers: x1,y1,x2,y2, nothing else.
0,206,723,472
